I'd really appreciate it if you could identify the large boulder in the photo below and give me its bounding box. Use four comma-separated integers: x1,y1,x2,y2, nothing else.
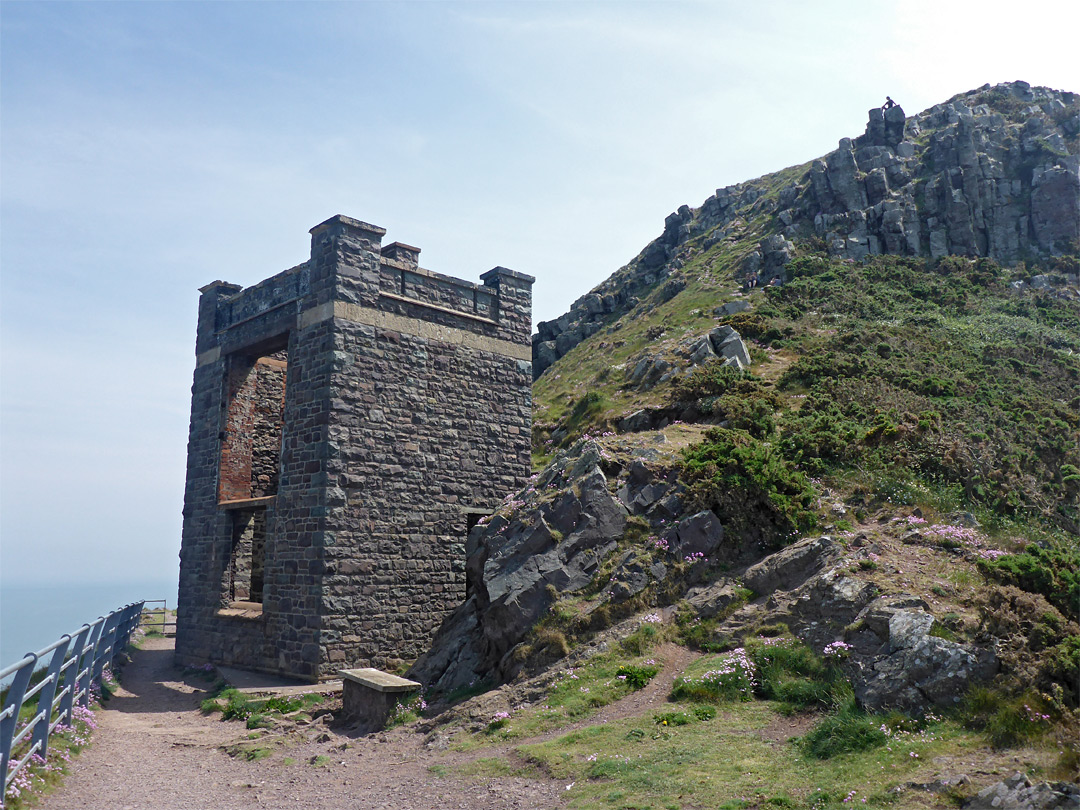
669,510,725,558
856,594,929,634
708,326,751,369
883,104,907,147
854,608,998,714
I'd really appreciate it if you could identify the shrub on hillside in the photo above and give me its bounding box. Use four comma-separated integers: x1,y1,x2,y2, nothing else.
681,428,817,549
747,636,843,711
766,251,1079,526
977,543,1080,622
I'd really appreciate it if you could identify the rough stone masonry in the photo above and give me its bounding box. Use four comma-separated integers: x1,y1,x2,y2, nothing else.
175,215,535,681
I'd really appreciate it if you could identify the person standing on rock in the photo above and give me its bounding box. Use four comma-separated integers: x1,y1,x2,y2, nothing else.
883,96,896,109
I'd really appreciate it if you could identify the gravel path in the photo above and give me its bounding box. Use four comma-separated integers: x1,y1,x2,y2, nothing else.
46,638,568,810
45,639,700,810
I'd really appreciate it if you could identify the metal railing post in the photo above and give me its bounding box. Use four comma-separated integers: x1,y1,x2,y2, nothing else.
58,624,92,726
30,636,71,759
0,653,38,797
91,613,120,686
76,618,105,708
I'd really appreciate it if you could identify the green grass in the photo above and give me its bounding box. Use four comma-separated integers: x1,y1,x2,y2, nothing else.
671,636,845,713
517,702,981,809
225,740,278,761
466,628,664,743
458,756,545,780
961,686,1060,749
615,663,660,690
798,699,889,760
203,688,323,722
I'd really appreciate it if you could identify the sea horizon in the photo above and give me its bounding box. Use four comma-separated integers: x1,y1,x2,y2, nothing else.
0,578,179,679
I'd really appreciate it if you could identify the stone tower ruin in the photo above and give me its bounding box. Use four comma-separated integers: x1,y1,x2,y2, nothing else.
175,215,534,681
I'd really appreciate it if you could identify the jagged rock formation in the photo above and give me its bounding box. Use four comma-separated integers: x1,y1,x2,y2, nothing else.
411,440,999,713
533,81,1079,377
691,534,998,714
623,325,751,392
411,438,735,692
410,440,631,692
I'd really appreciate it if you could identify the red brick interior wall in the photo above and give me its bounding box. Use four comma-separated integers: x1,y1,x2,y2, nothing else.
218,352,287,502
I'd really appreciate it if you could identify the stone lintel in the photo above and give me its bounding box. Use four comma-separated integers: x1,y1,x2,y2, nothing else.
219,495,276,511
216,604,264,621
339,668,421,693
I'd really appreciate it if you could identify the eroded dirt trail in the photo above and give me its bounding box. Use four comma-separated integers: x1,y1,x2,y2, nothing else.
46,639,567,810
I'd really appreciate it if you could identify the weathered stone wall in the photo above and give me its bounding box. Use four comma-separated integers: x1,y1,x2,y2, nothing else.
176,215,533,681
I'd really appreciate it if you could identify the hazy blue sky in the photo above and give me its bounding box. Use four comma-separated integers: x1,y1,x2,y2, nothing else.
1,0,1077,594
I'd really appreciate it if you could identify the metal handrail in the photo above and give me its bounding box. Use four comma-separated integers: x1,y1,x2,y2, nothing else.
0,601,144,799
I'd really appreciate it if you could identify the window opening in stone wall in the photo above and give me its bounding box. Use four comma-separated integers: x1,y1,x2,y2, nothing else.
218,345,288,503
224,508,266,604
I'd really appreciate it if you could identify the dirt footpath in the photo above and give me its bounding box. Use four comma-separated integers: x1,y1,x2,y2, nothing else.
46,638,568,810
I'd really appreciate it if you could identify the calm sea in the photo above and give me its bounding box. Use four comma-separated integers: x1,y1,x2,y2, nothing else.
0,579,178,681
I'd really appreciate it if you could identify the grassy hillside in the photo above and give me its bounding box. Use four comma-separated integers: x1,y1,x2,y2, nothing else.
473,83,1080,807
535,247,1079,527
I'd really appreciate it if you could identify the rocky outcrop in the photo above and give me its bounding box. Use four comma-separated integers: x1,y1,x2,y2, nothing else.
533,81,1079,380
478,466,627,657
410,440,631,692
700,534,998,714
742,535,840,594
853,604,998,713
623,325,752,392
965,772,1080,809
411,439,728,693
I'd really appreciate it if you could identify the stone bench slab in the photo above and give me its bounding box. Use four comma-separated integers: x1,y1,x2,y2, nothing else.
338,668,422,730
339,668,421,693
